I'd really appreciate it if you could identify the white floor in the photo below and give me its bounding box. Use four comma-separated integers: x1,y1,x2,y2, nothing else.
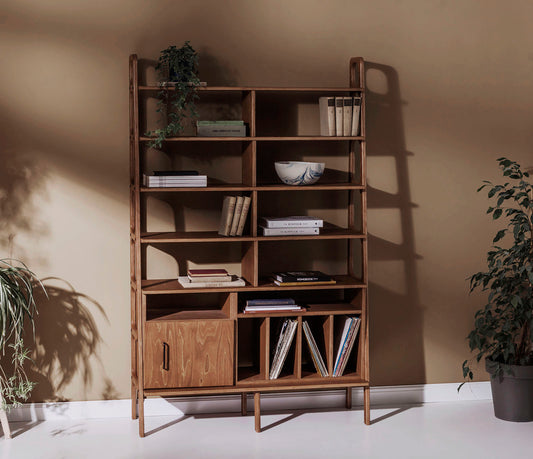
1,401,532,459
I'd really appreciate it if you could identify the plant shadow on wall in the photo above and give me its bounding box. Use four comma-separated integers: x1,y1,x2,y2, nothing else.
364,62,425,385
25,278,118,402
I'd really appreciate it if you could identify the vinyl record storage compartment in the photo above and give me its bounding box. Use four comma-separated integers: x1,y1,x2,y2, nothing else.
129,54,370,436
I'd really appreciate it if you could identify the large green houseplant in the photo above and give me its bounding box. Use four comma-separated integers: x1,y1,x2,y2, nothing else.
462,157,533,421
0,259,43,438
146,42,201,149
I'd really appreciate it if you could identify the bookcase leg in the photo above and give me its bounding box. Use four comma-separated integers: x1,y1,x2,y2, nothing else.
345,387,352,409
364,386,370,425
132,386,138,419
241,393,247,416
138,391,145,437
254,392,261,432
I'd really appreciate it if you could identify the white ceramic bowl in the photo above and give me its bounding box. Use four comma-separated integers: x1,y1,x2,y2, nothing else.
274,161,325,186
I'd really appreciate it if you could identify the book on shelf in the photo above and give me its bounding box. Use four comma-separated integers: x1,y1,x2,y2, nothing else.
259,216,323,228
197,121,247,137
334,97,344,136
218,196,237,236
270,319,298,379
243,305,303,313
178,276,245,288
197,120,245,126
236,196,251,236
142,174,207,188
333,316,361,377
343,97,353,136
318,96,336,136
302,320,328,377
273,271,333,283
246,298,296,306
188,269,229,277
273,279,336,287
153,170,199,176
260,226,320,236
229,196,244,236
188,274,232,283
351,96,361,136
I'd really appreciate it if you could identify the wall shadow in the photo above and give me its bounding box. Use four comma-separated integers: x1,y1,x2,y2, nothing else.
365,62,426,385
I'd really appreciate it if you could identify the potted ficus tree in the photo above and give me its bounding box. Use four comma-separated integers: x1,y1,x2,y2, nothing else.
0,259,44,439
462,157,533,422
146,41,201,149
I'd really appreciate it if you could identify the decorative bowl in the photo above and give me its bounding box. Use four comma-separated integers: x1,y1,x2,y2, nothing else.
274,161,325,186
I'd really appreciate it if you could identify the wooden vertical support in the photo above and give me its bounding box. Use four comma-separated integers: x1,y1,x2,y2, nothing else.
324,315,334,376
294,316,302,379
364,386,370,425
241,393,247,416
260,318,270,379
254,392,261,432
131,386,137,420
346,387,352,409
242,241,258,287
138,293,146,437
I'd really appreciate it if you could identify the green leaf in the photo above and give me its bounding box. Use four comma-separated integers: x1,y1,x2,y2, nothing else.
492,208,502,219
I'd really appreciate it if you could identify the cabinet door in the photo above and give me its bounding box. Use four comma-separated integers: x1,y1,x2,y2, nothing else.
144,320,234,388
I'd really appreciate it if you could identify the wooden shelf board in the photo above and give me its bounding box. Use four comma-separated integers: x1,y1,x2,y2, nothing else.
139,86,364,93
140,183,252,192
147,310,229,321
139,136,364,142
238,304,363,318
256,183,365,191
141,275,365,295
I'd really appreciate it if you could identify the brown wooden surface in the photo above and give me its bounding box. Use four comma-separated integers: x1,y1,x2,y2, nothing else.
259,318,270,379
144,320,234,388
364,386,370,425
254,392,261,432
140,136,364,142
241,393,247,416
139,86,364,92
346,387,352,409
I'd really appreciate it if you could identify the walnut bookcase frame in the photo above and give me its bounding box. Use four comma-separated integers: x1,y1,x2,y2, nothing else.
129,54,369,437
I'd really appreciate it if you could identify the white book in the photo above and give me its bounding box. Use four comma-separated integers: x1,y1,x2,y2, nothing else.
260,226,319,236
351,97,361,136
343,97,353,136
188,274,232,283
177,276,245,288
334,97,343,136
260,216,323,228
229,196,244,236
218,196,237,236
319,97,335,136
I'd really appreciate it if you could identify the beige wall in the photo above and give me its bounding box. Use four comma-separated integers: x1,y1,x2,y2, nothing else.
1,0,532,401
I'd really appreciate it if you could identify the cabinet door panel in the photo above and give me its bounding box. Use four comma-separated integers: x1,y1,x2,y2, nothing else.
144,320,234,388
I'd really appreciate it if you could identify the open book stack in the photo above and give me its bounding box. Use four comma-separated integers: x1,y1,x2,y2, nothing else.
272,271,336,287
333,316,361,377
270,319,298,379
177,269,245,288
218,196,251,236
243,298,303,314
259,216,323,236
143,171,207,188
319,96,361,137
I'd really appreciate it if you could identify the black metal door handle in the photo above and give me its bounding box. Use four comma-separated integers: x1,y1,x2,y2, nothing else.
162,342,169,371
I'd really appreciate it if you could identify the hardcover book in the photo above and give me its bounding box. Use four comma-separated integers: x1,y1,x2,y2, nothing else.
343,97,353,136
218,196,237,236
236,196,251,236
187,269,229,277
273,271,332,282
319,96,335,136
334,97,344,136
351,96,361,136
260,216,323,228
229,196,245,236
178,276,245,288
246,298,296,306
260,226,320,236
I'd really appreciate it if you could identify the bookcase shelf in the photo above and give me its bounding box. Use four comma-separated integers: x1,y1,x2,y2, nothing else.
130,54,370,436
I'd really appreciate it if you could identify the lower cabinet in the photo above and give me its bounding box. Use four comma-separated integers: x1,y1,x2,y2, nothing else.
143,320,234,388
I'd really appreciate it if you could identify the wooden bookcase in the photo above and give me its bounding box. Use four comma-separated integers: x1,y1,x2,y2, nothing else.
129,54,369,437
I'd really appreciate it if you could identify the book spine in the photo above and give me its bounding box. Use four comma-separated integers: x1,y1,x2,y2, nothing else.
188,275,232,283
218,196,237,236
319,97,335,136
197,120,244,126
343,97,353,136
261,227,320,236
351,97,361,136
261,219,323,228
236,196,251,236
229,196,244,236
178,277,245,288
273,280,336,286
335,97,343,136
246,298,295,306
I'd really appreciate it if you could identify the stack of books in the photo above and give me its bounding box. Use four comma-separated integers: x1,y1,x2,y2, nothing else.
270,318,298,379
196,120,247,137
143,171,207,188
319,96,361,137
177,269,246,288
218,196,251,236
302,320,328,377
259,216,323,236
243,298,303,314
272,271,336,287
333,316,361,377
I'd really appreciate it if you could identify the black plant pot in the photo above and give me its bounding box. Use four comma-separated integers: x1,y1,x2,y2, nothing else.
486,359,533,422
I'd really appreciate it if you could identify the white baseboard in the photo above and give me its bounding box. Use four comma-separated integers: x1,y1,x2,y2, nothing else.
7,382,491,422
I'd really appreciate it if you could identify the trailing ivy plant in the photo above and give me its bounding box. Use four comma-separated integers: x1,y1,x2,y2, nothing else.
146,42,201,149
461,158,533,387
0,259,44,411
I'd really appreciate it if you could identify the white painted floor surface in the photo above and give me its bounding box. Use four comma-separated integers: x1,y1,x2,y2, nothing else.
1,400,532,459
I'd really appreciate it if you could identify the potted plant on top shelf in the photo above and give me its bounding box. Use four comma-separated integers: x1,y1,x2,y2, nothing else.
146,41,201,149
461,157,533,422
0,259,45,439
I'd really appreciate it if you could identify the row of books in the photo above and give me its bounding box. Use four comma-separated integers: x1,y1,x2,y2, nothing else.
319,96,361,137
177,269,245,288
196,120,247,137
260,216,323,236
243,298,304,314
272,271,336,287
143,171,207,188
218,196,252,236
269,315,360,379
